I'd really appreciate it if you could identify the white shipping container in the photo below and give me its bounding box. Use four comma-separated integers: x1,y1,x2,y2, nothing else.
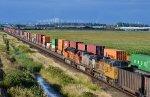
46,43,51,47
52,45,56,48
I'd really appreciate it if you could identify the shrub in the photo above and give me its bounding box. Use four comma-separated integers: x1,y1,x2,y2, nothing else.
9,55,16,63
18,45,30,53
46,66,75,85
0,58,3,67
8,86,46,97
26,62,42,73
80,92,97,97
3,70,35,87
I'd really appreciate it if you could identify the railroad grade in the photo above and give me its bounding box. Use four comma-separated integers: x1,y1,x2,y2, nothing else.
3,31,137,97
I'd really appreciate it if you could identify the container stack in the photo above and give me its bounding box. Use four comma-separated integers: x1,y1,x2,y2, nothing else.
131,54,150,72
24,32,28,39
38,35,45,45
51,39,58,52
78,43,87,51
19,31,24,38
27,32,31,41
104,49,127,61
57,39,64,54
16,30,20,36
87,44,105,56
63,40,70,55
70,41,83,49
42,36,50,47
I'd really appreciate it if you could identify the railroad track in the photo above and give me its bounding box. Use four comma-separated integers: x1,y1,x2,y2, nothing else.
5,32,137,97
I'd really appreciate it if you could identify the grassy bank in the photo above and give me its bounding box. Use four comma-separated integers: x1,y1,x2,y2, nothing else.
41,66,110,97
29,30,150,55
0,32,45,97
30,52,111,97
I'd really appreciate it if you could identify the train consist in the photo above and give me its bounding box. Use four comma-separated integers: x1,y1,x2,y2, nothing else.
3,27,150,97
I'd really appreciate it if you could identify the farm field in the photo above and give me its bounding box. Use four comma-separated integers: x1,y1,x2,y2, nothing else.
29,30,150,55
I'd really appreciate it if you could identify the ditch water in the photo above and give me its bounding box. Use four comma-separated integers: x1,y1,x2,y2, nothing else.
35,73,62,97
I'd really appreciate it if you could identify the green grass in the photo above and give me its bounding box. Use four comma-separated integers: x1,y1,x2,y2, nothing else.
29,30,150,55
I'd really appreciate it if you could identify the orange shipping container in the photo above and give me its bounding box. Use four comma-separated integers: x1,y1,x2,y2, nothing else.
43,36,50,43
104,49,127,61
58,39,64,51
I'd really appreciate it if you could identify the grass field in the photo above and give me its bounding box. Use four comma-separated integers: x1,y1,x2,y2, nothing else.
29,30,150,55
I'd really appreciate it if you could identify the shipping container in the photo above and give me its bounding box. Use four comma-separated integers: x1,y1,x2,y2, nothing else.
131,54,150,72
63,40,70,51
58,39,64,51
70,41,83,49
43,36,50,43
51,39,58,46
24,32,28,39
38,34,45,45
78,43,87,51
46,43,51,49
87,44,105,56
104,49,127,61
27,32,31,40
51,45,57,51
35,34,39,44
118,68,142,94
145,77,150,97
19,30,24,37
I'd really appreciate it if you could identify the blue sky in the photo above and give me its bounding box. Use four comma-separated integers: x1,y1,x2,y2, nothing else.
0,0,150,24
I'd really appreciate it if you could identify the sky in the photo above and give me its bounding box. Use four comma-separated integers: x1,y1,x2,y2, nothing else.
0,0,150,24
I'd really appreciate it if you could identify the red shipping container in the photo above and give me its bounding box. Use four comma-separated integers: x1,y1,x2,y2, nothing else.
27,32,31,40
87,44,96,54
78,43,87,51
63,40,70,50
20,31,24,37
87,44,105,56
70,41,83,49
38,34,45,45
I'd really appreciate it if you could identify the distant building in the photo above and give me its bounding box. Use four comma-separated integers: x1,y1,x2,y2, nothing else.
116,27,150,31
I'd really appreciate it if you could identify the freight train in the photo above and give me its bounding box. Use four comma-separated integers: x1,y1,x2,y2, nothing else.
3,27,150,97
